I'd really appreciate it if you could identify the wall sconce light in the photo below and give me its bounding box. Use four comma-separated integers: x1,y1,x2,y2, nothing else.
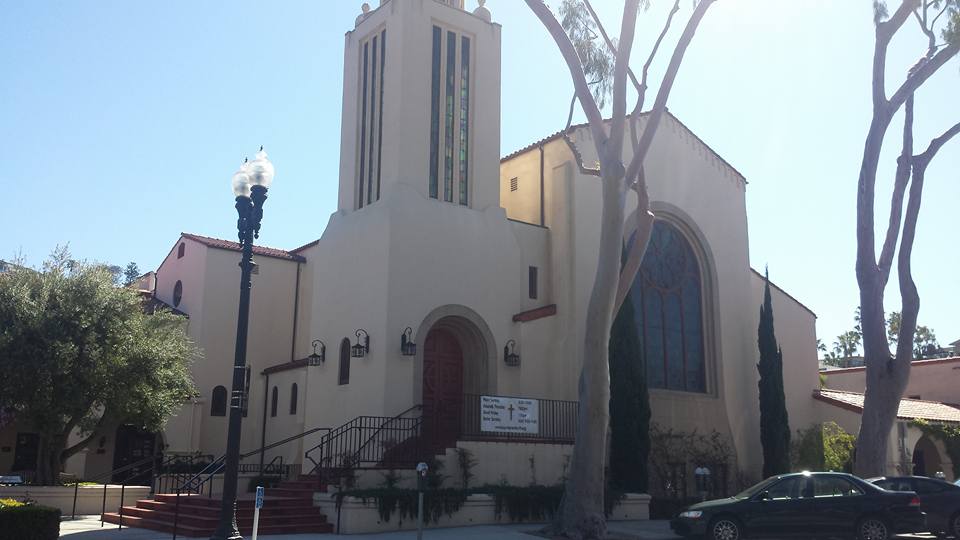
400,327,417,356
352,329,370,358
308,339,326,366
504,339,520,366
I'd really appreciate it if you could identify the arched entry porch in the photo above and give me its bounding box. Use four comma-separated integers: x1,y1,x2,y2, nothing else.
413,306,496,451
913,435,945,477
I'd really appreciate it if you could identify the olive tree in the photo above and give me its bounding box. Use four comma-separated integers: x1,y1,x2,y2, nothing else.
0,248,197,484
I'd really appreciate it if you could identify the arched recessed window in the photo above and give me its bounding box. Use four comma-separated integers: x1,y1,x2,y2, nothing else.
173,280,183,307
338,338,351,385
177,243,186,259
290,383,298,415
210,386,227,416
629,220,706,393
270,386,278,418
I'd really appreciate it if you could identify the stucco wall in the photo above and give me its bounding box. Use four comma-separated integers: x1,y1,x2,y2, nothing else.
822,357,960,404
749,271,821,434
339,0,501,212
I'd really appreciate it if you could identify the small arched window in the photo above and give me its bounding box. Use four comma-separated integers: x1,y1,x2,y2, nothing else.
210,386,227,416
173,280,183,307
338,338,351,385
177,243,186,258
290,383,298,415
629,220,707,393
270,386,278,417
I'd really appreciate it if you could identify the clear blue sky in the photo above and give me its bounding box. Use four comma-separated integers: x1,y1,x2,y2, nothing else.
2,1,958,351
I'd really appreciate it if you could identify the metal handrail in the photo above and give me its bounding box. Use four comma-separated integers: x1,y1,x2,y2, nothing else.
70,452,160,522
349,404,422,464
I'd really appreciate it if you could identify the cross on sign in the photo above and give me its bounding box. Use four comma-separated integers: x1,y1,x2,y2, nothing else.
508,403,515,420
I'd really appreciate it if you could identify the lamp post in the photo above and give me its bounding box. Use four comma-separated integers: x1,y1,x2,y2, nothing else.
212,148,275,540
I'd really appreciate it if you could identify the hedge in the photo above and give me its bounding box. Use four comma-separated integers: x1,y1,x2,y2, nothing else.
0,503,61,540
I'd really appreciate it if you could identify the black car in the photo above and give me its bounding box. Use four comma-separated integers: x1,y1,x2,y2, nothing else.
670,472,925,540
869,476,960,537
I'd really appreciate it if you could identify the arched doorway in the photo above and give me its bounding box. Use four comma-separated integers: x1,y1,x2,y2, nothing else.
913,435,943,477
422,328,464,450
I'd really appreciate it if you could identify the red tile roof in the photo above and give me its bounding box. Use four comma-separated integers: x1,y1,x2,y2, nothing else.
181,233,306,263
821,356,960,375
814,389,960,424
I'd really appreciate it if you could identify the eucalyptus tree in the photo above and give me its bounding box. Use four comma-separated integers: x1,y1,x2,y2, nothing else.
525,0,717,537
854,0,959,477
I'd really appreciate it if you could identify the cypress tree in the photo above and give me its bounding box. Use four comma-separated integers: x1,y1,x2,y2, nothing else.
608,290,651,492
758,269,791,477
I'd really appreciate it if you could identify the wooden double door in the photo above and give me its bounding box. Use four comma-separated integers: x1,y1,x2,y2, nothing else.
422,328,464,450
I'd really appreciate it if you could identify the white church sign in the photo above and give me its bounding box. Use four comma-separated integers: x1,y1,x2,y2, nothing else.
480,395,539,434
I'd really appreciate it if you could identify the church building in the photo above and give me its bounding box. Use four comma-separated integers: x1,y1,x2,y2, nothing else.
4,0,838,506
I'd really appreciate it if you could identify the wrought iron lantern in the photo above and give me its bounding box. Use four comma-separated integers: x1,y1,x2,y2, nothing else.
400,327,417,356
503,339,520,366
308,339,326,366
352,329,370,358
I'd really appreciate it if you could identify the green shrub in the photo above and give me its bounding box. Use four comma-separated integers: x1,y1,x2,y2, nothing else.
0,503,60,540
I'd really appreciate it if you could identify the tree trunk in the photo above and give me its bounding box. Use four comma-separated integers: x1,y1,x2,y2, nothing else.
35,435,67,485
552,161,626,539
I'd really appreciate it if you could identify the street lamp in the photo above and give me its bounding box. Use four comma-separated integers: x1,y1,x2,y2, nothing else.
212,148,275,540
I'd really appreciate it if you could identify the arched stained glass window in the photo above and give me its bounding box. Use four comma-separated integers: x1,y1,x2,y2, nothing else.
629,220,706,393
210,386,227,417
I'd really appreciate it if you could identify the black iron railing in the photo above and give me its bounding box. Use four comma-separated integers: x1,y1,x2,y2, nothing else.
460,393,578,444
304,406,423,483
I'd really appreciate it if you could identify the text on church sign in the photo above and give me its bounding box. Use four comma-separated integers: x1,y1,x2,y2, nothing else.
480,395,539,434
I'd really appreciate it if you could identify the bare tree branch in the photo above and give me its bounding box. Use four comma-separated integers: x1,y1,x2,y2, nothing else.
614,169,654,314
873,0,918,108
624,0,716,187
634,0,681,118
915,119,960,164
878,93,914,286
583,0,642,93
609,0,642,162
888,42,960,111
526,0,608,147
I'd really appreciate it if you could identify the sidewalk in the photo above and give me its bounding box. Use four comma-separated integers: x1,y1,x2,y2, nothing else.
59,516,681,540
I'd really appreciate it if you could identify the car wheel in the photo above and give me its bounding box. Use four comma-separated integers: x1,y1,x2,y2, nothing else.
857,516,890,540
950,512,960,538
708,517,742,540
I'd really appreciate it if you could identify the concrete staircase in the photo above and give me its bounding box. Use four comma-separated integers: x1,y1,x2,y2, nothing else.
101,477,332,537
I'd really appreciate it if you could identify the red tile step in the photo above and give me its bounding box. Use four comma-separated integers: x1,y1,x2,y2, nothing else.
102,491,332,537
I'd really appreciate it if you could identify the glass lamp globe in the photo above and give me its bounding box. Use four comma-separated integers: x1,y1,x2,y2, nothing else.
248,149,275,189
232,161,252,198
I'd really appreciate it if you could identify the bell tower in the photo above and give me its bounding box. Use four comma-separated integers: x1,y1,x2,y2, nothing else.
336,0,501,212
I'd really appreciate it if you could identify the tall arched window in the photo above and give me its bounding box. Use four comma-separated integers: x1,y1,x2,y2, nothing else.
177,243,186,258
289,383,298,415
629,220,706,393
210,386,227,416
270,386,278,417
339,338,351,385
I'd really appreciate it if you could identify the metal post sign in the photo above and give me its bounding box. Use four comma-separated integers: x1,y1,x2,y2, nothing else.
255,486,264,509
480,395,539,434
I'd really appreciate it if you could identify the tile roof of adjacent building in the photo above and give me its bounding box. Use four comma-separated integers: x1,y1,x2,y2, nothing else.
499,111,747,184
814,388,960,424
181,233,306,263
821,356,960,375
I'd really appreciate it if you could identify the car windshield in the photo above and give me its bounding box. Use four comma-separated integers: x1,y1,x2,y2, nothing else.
733,477,781,499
